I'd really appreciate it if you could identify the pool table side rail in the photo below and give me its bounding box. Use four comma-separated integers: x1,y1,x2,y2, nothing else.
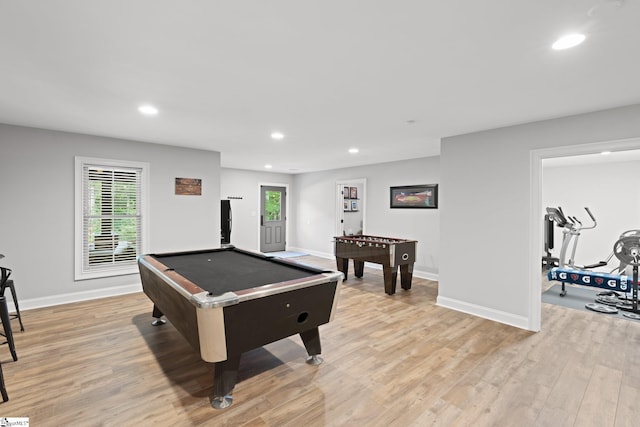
138,254,343,308
230,272,344,305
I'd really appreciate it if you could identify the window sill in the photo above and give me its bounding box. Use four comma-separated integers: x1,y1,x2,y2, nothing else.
75,265,139,281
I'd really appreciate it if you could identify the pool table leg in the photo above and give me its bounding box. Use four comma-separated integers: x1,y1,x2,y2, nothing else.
151,304,166,326
300,327,323,365
212,355,241,409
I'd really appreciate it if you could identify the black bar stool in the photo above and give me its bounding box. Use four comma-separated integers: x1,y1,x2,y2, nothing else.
0,360,8,402
0,296,17,361
0,264,24,332
0,256,15,403
0,264,19,362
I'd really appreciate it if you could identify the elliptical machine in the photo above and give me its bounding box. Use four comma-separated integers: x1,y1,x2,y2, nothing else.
545,206,640,318
545,207,608,271
545,206,635,273
545,206,635,296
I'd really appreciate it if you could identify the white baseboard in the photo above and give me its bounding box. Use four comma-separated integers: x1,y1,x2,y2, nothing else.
7,281,143,312
287,246,333,259
8,249,439,314
436,295,530,330
413,269,439,282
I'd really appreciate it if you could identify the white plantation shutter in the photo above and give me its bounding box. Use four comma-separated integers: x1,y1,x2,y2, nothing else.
75,157,148,280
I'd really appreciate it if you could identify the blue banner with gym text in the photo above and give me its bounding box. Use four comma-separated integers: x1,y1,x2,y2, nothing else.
547,267,638,293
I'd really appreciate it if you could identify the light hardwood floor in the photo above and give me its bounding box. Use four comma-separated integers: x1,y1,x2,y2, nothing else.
1,256,639,426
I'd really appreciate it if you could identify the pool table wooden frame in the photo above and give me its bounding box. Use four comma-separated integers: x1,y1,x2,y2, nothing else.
138,246,343,409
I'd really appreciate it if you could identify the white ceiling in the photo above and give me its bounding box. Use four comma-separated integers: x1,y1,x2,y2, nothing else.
544,148,640,167
1,1,639,173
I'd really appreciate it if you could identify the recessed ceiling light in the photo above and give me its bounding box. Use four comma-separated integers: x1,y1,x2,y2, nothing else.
601,151,611,155
264,164,273,169
270,132,285,140
552,34,586,50
138,104,159,116
348,148,359,154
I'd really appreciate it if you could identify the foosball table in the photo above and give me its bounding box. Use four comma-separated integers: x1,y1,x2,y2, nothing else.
333,235,417,295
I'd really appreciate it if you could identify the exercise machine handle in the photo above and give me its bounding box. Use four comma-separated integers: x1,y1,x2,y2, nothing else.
546,207,568,227
581,207,597,230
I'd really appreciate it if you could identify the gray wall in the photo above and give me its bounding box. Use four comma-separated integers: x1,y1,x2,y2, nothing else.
439,104,640,330
6,103,640,328
291,156,440,278
0,123,220,309
220,168,294,251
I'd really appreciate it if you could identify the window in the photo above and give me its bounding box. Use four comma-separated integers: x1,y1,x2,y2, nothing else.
75,157,149,280
264,190,282,221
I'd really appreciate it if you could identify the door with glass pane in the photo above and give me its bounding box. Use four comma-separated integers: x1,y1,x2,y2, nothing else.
260,185,286,252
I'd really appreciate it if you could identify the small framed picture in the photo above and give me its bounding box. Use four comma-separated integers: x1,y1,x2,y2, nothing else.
350,187,358,199
175,177,202,195
344,186,350,199
351,200,358,211
343,200,351,211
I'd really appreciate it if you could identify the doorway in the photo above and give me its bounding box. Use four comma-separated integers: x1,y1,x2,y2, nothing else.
539,147,640,320
336,179,366,237
260,185,287,252
530,137,640,331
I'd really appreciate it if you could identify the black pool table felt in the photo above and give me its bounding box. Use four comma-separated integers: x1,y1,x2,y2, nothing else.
153,250,322,296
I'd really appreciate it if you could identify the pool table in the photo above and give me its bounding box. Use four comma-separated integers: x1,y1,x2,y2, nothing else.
137,246,342,409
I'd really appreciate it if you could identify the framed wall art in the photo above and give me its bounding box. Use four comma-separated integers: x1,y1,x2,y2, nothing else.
175,177,202,195
350,187,358,199
390,184,438,209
